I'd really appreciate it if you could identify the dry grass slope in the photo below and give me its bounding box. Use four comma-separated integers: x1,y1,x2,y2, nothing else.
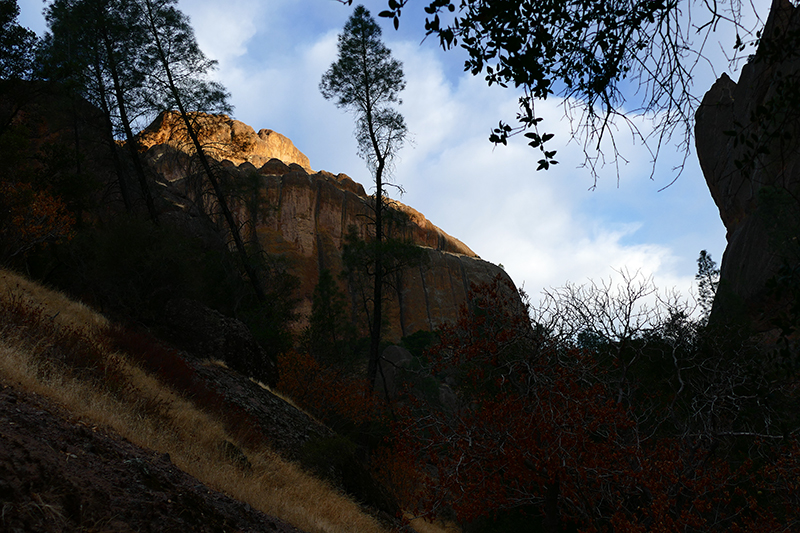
0,268,389,533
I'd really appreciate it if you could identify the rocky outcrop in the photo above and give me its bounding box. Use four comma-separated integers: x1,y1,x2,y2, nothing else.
137,111,313,172
695,0,800,323
141,113,514,341
161,298,277,385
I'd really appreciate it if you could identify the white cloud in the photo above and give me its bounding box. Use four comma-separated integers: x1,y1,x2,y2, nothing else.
379,44,719,301
181,0,262,63
19,0,733,305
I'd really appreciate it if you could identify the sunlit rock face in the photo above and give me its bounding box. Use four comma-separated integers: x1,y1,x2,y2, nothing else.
137,111,312,172
695,0,800,324
141,112,516,340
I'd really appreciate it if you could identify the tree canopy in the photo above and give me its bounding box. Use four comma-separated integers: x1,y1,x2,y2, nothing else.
334,0,766,180
0,0,38,80
42,0,230,135
320,4,407,179
137,0,230,118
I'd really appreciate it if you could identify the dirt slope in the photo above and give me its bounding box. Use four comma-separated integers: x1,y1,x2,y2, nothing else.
0,384,305,533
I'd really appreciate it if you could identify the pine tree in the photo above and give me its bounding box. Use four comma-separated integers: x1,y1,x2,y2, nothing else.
0,0,37,80
43,0,156,218
320,4,407,385
138,0,265,301
696,249,719,321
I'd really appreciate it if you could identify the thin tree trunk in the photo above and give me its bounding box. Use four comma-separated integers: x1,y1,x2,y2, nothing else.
143,0,265,301
366,96,385,386
368,170,383,385
91,53,132,211
177,107,266,302
103,31,158,223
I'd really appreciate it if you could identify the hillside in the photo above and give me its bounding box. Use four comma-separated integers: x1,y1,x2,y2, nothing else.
0,268,441,533
0,386,304,533
0,80,504,532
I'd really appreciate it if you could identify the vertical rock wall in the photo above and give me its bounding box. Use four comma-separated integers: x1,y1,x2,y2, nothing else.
141,113,517,341
695,0,800,324
243,166,511,340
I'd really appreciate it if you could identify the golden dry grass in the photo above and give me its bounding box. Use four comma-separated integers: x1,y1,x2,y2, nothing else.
0,268,389,533
404,515,460,533
0,269,108,334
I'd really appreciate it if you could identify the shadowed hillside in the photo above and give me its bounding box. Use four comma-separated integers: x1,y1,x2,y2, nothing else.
0,268,398,533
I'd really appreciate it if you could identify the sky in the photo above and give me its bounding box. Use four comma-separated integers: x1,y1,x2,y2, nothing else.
18,0,774,307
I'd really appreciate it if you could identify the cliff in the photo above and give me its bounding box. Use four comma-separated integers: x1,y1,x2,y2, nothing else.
139,112,514,340
137,111,313,172
695,0,800,324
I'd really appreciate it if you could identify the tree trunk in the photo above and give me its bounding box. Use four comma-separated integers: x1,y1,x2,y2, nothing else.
103,31,158,223
367,165,383,386
91,54,131,211
177,108,266,302
143,0,265,301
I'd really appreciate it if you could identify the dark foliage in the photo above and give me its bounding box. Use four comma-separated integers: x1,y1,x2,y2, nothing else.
41,215,238,320
302,268,358,367
339,0,765,181
377,274,799,532
0,0,38,80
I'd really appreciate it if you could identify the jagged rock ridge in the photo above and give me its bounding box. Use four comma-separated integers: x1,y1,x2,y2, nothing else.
138,111,313,172
140,112,514,340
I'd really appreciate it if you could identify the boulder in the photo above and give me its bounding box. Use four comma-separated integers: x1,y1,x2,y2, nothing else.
137,111,312,172
161,298,277,386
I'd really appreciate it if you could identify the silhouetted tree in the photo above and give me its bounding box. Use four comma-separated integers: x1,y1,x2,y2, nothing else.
303,269,357,367
320,5,408,385
345,0,773,181
43,0,155,217
0,0,42,139
0,0,37,80
696,249,719,322
138,0,266,301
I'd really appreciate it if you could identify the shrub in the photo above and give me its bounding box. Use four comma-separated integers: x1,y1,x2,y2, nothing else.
0,180,74,265
277,350,384,432
383,274,800,531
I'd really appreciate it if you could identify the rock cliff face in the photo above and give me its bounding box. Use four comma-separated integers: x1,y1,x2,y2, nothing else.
695,0,800,323
141,113,514,341
138,111,313,172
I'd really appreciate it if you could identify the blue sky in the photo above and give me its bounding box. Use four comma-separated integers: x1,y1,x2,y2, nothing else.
18,0,773,305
